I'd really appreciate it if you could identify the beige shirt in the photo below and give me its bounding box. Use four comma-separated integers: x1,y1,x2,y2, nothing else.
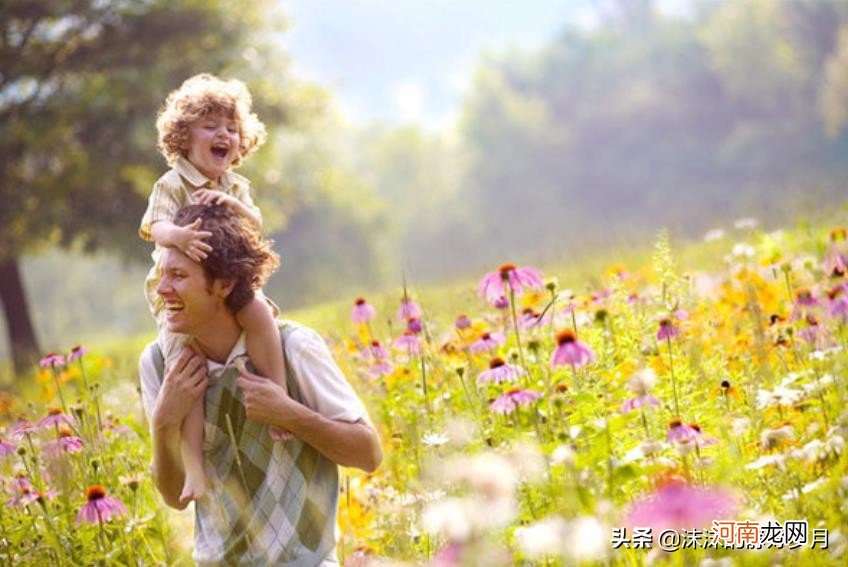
139,156,260,241
140,157,261,321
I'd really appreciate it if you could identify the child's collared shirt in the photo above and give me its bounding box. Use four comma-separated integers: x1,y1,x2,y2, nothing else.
139,156,260,242
140,157,261,321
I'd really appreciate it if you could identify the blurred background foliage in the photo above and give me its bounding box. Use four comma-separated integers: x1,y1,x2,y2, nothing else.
3,0,848,373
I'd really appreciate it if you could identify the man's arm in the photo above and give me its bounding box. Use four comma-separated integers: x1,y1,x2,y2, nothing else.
236,371,383,473
147,348,209,509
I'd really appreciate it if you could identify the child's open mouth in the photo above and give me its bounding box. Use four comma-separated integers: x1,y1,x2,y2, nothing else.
211,146,229,159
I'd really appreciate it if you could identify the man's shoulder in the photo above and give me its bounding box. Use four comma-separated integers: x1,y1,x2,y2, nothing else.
280,320,320,345
138,340,164,379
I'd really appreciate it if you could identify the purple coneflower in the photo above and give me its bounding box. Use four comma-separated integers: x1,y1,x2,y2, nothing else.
627,480,738,532
351,297,376,324
478,263,544,305
0,436,16,457
790,288,819,321
469,331,506,354
406,317,423,334
550,330,595,369
37,407,75,430
76,485,128,525
392,331,421,356
493,296,509,309
686,423,718,448
45,427,84,457
369,339,388,360
827,286,848,321
666,418,698,444
39,352,65,368
490,387,541,414
622,395,660,414
656,316,680,341
454,314,472,330
477,357,524,385
518,308,543,330
67,345,88,362
397,297,421,321
10,418,37,441
368,360,394,378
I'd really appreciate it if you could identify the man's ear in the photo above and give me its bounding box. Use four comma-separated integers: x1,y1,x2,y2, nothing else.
212,279,236,300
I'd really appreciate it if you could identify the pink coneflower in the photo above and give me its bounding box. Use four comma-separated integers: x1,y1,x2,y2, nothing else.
827,286,848,321
493,296,509,309
10,418,37,440
550,330,595,369
351,297,376,324
45,427,84,457
454,314,472,330
39,352,65,368
76,485,128,525
518,308,543,330
397,297,421,321
686,423,718,448
368,360,394,378
824,227,847,277
622,395,660,413
478,263,544,305
406,317,423,334
666,418,698,444
790,288,819,321
67,345,88,362
0,436,16,457
656,316,680,341
627,480,738,532
369,340,388,360
37,407,75,430
796,315,833,349
392,331,421,356
490,388,541,414
477,357,524,385
469,331,506,354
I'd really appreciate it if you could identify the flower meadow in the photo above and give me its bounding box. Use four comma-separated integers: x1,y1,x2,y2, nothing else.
2,221,848,565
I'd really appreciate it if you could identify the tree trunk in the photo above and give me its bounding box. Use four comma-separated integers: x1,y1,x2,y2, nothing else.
0,256,40,375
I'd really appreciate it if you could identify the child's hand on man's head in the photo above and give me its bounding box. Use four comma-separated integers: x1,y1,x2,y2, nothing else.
174,218,213,262
194,189,238,208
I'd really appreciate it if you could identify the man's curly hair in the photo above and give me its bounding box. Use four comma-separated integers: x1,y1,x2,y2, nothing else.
156,73,267,167
173,204,279,314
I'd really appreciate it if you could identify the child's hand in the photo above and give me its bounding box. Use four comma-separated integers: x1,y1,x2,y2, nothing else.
174,218,213,262
194,189,238,208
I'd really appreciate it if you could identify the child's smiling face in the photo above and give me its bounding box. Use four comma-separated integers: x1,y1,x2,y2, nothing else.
184,111,240,180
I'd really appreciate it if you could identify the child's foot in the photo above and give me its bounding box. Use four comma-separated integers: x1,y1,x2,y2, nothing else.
179,479,208,507
270,426,294,442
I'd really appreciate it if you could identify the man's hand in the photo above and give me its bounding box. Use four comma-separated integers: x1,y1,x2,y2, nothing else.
172,218,212,262
153,347,208,429
194,189,239,208
235,368,291,428
236,366,382,473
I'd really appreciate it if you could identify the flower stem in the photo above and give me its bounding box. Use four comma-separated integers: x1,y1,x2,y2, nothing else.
508,287,528,376
666,336,680,417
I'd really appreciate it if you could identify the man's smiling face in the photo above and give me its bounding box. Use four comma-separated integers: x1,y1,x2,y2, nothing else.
184,111,240,180
156,247,228,335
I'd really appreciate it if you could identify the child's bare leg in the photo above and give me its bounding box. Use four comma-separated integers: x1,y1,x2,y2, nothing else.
179,398,208,505
237,297,293,440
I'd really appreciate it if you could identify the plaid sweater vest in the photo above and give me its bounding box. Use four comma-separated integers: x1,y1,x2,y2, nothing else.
150,322,339,566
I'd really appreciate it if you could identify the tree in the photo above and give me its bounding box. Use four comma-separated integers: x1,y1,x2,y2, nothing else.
0,0,294,374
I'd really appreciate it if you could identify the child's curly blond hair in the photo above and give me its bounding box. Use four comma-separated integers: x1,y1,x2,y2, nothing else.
156,73,267,167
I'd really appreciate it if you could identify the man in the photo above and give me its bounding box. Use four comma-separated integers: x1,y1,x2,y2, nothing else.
138,204,382,565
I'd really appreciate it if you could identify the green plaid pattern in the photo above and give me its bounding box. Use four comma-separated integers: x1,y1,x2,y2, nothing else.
149,323,339,566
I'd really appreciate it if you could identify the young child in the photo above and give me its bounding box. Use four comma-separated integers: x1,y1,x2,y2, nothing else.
139,74,291,506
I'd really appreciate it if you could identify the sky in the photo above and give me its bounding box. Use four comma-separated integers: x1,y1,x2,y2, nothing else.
279,0,694,127
280,0,586,127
